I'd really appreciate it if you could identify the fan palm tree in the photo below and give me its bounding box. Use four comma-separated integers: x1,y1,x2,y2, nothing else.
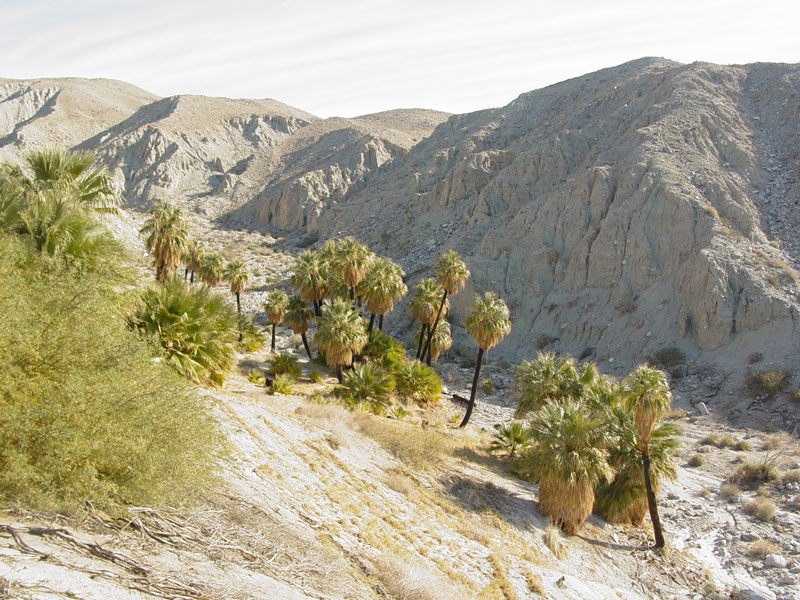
224,260,248,341
409,278,447,359
331,237,372,302
514,352,601,417
338,363,395,411
594,406,678,526
421,250,469,365
623,364,673,548
356,257,407,332
490,422,531,459
182,239,203,283
460,292,511,427
284,296,315,360
198,252,224,287
140,200,188,281
1,148,121,214
264,289,289,352
393,359,442,406
289,250,330,316
314,298,368,382
520,400,611,534
425,319,452,362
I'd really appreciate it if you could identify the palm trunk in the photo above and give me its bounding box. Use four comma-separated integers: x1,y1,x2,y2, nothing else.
368,313,376,333
271,323,277,352
335,366,343,383
415,324,428,359
642,451,665,548
379,314,384,330
190,270,194,284
236,293,242,342
313,300,321,317
422,292,448,366
301,333,312,360
459,348,484,428
184,267,189,280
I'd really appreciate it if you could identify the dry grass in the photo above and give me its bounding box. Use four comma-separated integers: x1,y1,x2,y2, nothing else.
782,469,800,485
746,539,777,559
743,496,776,522
372,554,460,600
523,569,545,596
730,461,780,486
384,470,414,496
543,522,566,559
688,454,705,467
746,370,789,399
720,483,740,503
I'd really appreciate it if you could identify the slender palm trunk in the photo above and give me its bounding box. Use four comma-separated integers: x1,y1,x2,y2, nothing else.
378,314,384,330
368,313,376,333
313,300,321,317
642,451,665,548
236,293,242,342
459,348,484,428
184,267,189,280
335,366,343,383
415,324,429,359
301,333,312,360
190,270,194,284
271,323,277,352
349,287,355,301
422,292,448,365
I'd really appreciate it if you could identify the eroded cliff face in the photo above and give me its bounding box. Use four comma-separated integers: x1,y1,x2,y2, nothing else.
314,59,800,368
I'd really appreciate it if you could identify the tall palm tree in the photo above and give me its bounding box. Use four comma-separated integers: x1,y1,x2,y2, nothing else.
520,400,611,534
314,298,368,382
460,292,511,427
140,200,188,282
409,278,447,359
224,260,249,341
182,239,203,283
514,352,601,417
427,319,452,362
422,250,469,365
264,289,289,353
331,237,372,302
284,296,315,360
198,252,224,287
289,250,330,316
356,257,407,332
1,148,121,214
623,364,673,549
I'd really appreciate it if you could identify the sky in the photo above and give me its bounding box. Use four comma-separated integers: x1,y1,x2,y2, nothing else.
1,0,798,117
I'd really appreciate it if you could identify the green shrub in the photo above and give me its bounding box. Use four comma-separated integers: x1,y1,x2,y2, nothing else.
272,373,294,394
130,276,238,384
362,330,406,370
0,236,220,512
653,347,686,368
746,370,789,398
480,378,494,394
271,352,301,378
390,405,408,419
688,454,705,467
238,314,265,352
490,423,531,459
247,369,266,385
792,389,800,403
393,360,442,407
308,370,323,383
337,363,395,411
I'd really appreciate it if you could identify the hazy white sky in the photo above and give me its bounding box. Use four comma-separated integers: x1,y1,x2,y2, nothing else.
1,0,798,117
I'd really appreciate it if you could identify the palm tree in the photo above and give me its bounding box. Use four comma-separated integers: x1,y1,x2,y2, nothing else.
356,257,407,332
224,260,249,341
393,359,442,406
289,250,330,316
1,148,121,214
198,252,224,287
460,292,511,427
595,405,678,526
140,200,188,281
284,296,315,360
338,363,395,412
514,352,601,417
409,278,447,359
182,240,203,283
490,422,531,459
331,237,372,302
421,250,469,364
520,400,611,534
623,364,673,548
264,289,289,353
314,298,368,382
425,320,452,363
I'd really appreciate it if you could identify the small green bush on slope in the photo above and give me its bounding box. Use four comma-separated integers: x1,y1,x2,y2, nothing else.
0,235,221,513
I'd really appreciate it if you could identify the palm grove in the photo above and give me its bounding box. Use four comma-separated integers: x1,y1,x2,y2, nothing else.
0,148,678,549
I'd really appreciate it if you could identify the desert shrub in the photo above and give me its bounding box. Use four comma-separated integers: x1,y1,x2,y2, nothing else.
384,470,413,495
761,432,789,451
730,461,780,486
792,389,800,403
748,352,763,365
734,440,752,451
746,370,789,398
653,347,686,368
0,236,220,512
270,352,301,378
393,360,442,407
479,378,494,394
308,370,323,383
337,363,394,411
782,469,800,485
247,369,266,385
744,496,776,522
130,276,238,384
688,454,705,467
700,434,721,447
535,333,557,350
746,539,777,559
543,521,566,559
720,483,740,503
272,373,294,394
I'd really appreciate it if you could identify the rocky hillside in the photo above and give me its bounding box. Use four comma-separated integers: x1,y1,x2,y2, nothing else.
299,58,800,377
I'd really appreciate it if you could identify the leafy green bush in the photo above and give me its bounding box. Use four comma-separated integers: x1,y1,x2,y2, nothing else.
272,373,294,394
337,363,395,411
362,330,406,370
238,314,265,352
130,277,238,384
393,360,442,407
247,369,266,385
308,370,323,383
0,236,220,512
490,423,531,459
271,352,301,378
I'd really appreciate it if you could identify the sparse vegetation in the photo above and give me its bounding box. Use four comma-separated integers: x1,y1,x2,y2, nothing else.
353,415,459,470
720,483,740,503
746,539,778,559
688,454,705,467
652,347,685,368
746,370,789,398
271,351,302,378
247,369,266,384
272,373,294,394
744,496,776,522
308,369,323,383
543,521,566,559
